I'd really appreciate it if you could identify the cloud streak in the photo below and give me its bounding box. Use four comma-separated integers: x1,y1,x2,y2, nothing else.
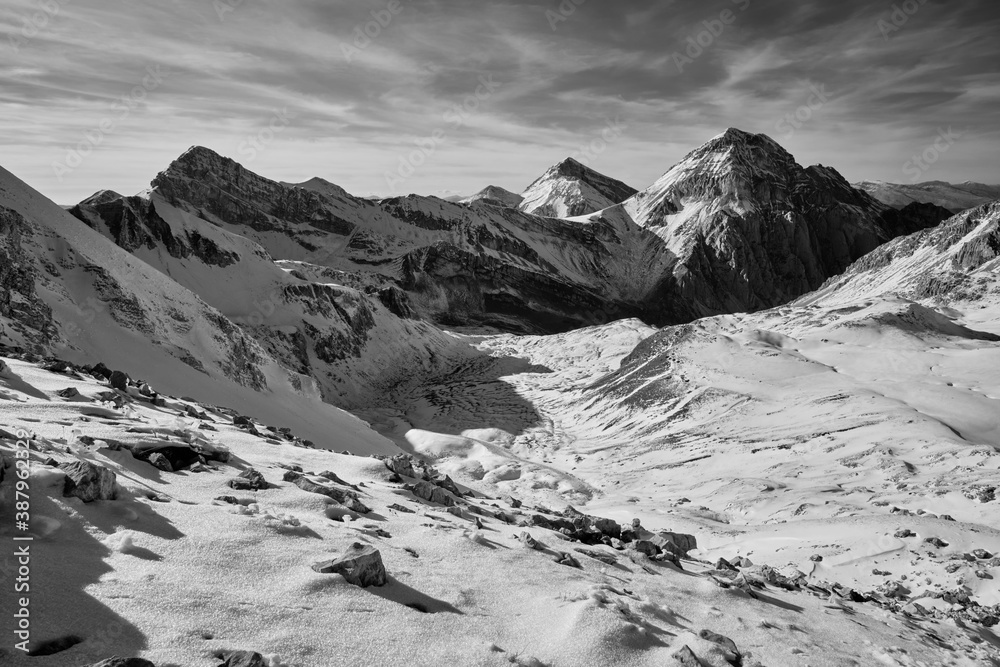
1,0,998,203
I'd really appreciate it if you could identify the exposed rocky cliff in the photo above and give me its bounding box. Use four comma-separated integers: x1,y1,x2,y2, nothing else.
71,131,950,336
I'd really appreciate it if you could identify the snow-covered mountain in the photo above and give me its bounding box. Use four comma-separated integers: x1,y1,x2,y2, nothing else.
604,128,946,318
73,135,949,336
459,185,524,209
856,179,1000,212
518,157,637,219
0,164,396,452
115,146,673,334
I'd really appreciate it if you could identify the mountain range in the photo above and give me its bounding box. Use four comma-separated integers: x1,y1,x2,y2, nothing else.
2,128,999,667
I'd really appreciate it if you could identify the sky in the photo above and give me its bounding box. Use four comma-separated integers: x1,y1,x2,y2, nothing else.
1,0,999,204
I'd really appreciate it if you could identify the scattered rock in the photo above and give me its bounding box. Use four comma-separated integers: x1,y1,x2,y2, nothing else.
924,537,949,548
715,557,738,572
672,645,700,666
382,454,416,479
83,658,156,667
894,529,915,538
507,495,522,509
387,503,415,514
519,531,540,550
972,549,993,559
649,531,698,558
699,628,740,658
554,552,582,569
291,475,370,513
229,468,267,491
409,480,456,507
810,554,823,562
215,650,266,667
147,452,173,472
109,370,129,392
312,543,387,587
59,460,116,502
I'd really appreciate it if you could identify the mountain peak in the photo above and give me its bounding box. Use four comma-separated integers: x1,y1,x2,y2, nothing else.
519,158,637,218
460,185,524,208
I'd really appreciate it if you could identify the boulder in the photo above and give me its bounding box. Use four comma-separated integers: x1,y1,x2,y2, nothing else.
554,552,582,569
650,531,697,557
410,480,456,507
60,460,116,502
715,557,738,572
147,452,173,472
312,543,387,587
215,651,266,667
292,475,370,513
91,362,113,380
382,454,416,479
672,645,700,666
593,517,621,540
229,468,267,491
84,658,156,667
109,370,129,391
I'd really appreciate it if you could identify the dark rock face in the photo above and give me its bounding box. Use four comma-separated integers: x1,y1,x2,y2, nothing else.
625,132,904,320
879,201,954,238
70,192,240,267
0,207,56,348
60,460,117,502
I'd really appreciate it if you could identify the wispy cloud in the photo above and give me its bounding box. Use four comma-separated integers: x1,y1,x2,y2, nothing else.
1,0,998,203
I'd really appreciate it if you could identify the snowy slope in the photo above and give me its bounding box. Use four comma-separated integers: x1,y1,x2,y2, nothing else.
518,157,637,219
0,164,396,454
71,188,480,410
2,328,998,666
856,179,1000,212
459,185,524,209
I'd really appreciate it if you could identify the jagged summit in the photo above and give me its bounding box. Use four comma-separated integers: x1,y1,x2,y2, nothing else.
518,157,637,218
624,129,856,230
